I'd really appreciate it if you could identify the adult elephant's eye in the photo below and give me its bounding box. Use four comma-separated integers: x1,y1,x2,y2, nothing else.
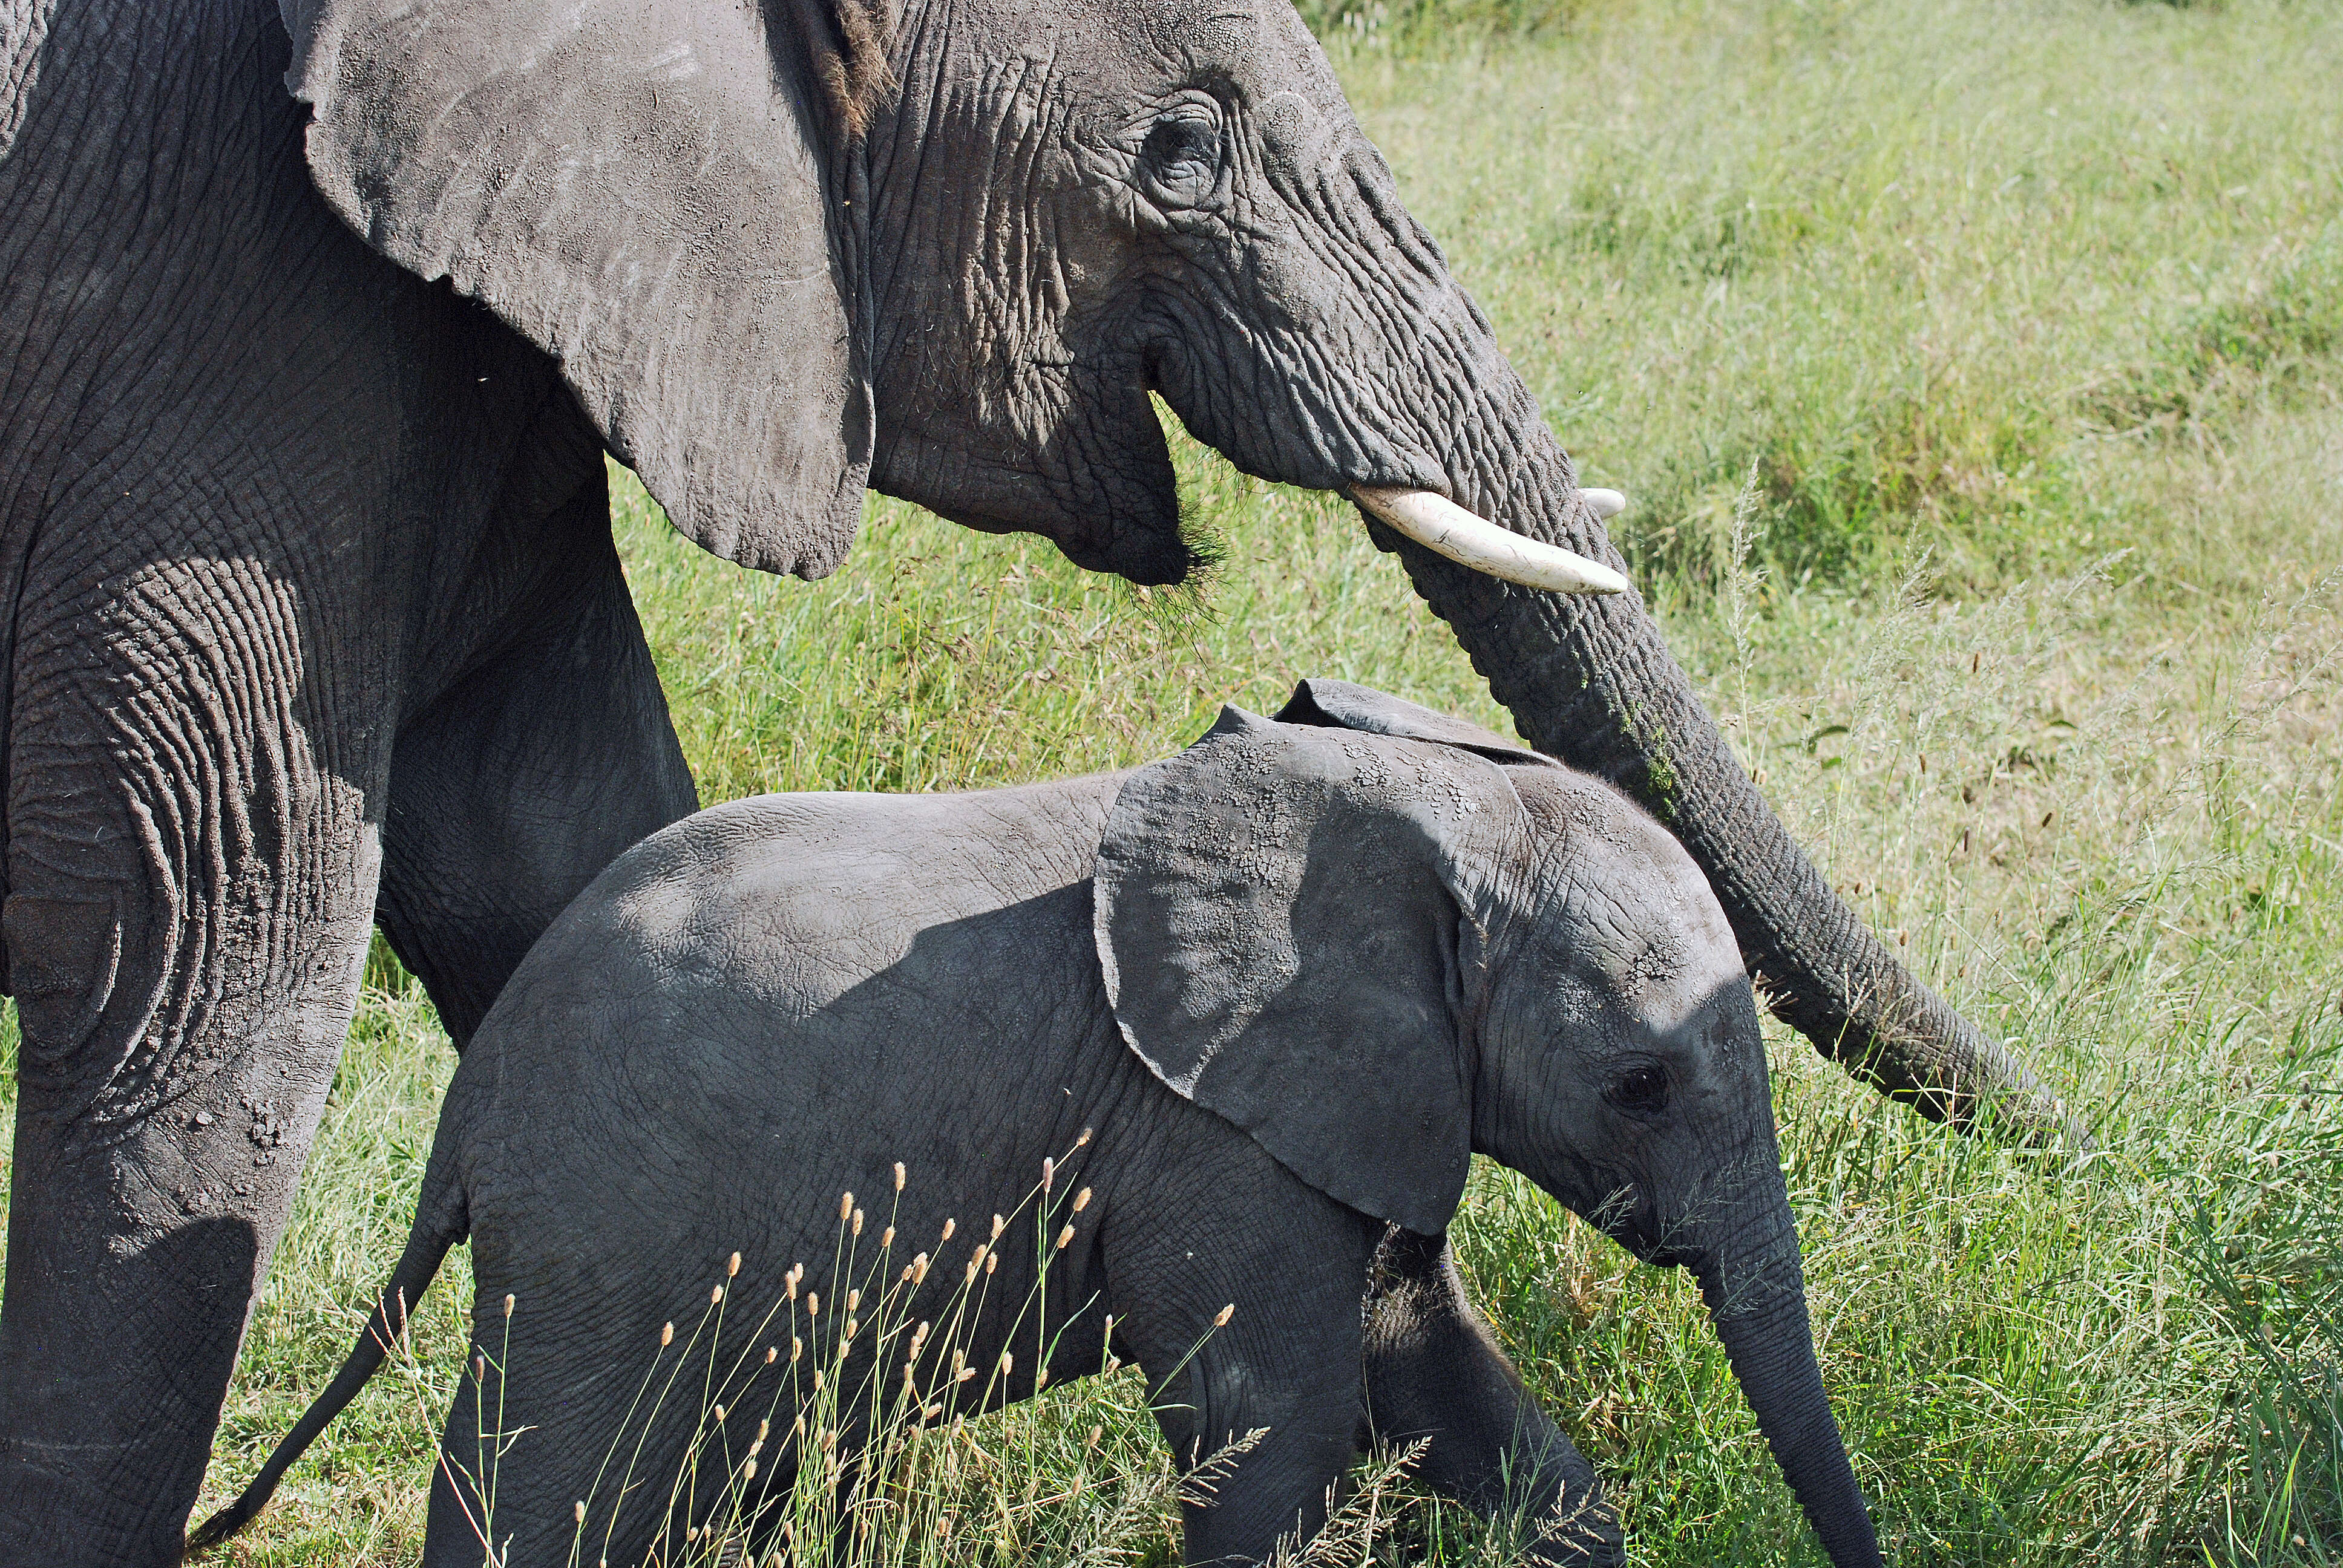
1139,104,1222,210
1607,1063,1670,1116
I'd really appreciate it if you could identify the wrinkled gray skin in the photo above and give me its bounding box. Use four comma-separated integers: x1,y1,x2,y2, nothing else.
197,685,1883,1568
0,0,2056,1554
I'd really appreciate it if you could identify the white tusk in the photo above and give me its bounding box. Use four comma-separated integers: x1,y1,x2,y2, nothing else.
1350,486,1631,596
1581,487,1626,520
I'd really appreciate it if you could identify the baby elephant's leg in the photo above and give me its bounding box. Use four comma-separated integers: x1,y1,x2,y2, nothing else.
1360,1228,1623,1566
1112,1177,1386,1567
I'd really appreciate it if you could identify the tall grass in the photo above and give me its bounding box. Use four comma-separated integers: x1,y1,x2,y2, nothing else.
1337,0,2343,592
1,0,2338,1561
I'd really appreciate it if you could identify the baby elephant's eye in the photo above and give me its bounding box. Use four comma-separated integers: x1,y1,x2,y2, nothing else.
1607,1063,1670,1116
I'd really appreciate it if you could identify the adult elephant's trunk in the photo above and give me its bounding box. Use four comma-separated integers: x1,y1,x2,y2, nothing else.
1693,1210,1883,1567
1369,436,2072,1142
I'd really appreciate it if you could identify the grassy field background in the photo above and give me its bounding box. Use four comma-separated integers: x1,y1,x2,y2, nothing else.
2,0,2339,1560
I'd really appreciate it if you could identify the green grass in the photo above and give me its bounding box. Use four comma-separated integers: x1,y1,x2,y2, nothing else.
5,0,2342,1560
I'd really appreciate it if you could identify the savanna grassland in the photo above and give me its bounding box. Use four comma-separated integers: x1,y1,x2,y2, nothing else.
3,0,2339,1561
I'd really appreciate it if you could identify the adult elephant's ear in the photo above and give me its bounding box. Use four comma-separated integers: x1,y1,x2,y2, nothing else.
1093,707,1523,1235
280,0,887,577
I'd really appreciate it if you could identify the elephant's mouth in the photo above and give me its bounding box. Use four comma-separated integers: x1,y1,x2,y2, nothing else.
869,386,1200,586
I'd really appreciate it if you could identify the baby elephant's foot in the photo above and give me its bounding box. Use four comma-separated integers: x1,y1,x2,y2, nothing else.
1359,1229,1624,1566
1505,1478,1625,1567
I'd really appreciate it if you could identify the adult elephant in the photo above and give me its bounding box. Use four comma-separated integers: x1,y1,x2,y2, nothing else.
0,0,2067,1559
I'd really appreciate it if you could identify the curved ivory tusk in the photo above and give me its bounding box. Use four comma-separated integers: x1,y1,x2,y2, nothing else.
1350,486,1631,596
1581,487,1627,520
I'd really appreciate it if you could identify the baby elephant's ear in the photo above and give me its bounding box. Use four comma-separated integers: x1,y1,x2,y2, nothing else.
1273,678,1558,769
1093,707,1521,1235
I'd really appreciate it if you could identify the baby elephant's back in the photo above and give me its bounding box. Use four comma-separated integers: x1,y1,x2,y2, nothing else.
451,776,1126,1296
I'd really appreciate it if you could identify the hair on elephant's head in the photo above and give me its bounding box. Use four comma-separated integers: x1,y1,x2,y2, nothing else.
280,0,2068,1135
1093,679,1884,1567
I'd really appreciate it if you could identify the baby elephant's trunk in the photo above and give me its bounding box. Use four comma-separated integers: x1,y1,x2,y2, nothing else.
1696,1207,1883,1567
181,1167,469,1558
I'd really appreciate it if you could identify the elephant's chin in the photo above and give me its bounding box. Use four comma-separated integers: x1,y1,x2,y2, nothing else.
870,376,1198,584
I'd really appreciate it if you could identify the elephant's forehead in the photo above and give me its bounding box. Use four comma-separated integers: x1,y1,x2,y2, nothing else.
1030,0,1346,108
1541,802,1742,1018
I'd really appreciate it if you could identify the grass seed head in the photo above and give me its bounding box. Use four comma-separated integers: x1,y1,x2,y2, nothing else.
807,1292,819,1317
985,1252,997,1275
853,1207,865,1236
840,1192,854,1222
847,1289,860,1310
1213,1303,1234,1327
1043,1157,1054,1193
1073,1186,1092,1212
575,1501,586,1524
727,1251,741,1278
503,1294,515,1318
913,1253,930,1284
765,1345,778,1364
1056,1223,1075,1249
894,1161,906,1191
990,1214,1006,1240
940,1217,955,1243
712,1284,724,1304
881,1225,895,1248
744,1459,757,1481
660,1321,673,1346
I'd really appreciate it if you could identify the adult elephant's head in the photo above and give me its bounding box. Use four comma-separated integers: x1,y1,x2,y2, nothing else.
281,0,2071,1137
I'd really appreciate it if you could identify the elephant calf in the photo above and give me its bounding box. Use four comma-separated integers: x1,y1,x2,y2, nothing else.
193,681,1883,1568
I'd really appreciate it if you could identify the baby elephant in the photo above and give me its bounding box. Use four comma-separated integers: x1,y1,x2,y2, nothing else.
194,680,1882,1568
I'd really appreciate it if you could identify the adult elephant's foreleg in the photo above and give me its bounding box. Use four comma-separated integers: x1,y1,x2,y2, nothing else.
0,564,386,1566
373,480,698,1045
